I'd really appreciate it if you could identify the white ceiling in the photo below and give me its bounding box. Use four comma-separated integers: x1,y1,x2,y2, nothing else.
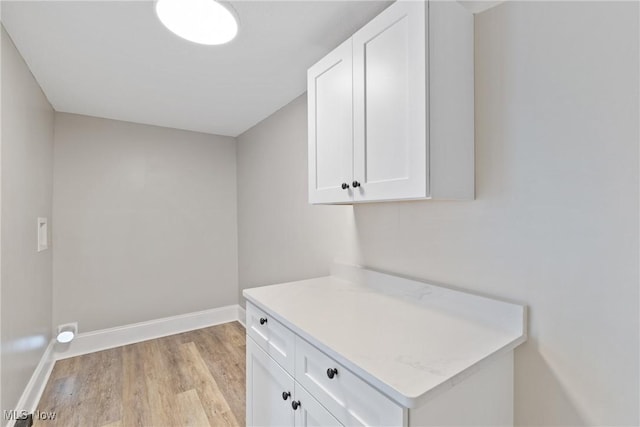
1,1,391,137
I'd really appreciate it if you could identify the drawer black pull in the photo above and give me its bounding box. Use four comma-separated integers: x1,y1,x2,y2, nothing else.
282,391,291,400
341,183,349,190
327,368,338,379
259,317,267,325
291,400,301,410
352,181,361,188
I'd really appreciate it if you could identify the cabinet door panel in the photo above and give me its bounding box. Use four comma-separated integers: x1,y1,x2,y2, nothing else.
247,338,295,427
353,1,427,202
294,385,343,427
308,39,353,204
361,16,409,184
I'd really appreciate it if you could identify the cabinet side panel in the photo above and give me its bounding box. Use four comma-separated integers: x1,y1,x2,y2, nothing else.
409,352,514,426
246,337,253,426
429,1,475,200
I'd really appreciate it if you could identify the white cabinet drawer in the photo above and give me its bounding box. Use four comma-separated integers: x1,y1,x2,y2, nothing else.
295,336,404,426
247,302,296,374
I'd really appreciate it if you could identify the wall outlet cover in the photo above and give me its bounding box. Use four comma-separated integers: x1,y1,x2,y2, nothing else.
37,217,48,252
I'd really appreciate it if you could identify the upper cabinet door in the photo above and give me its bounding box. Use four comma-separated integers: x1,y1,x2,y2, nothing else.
308,39,353,204
352,1,427,202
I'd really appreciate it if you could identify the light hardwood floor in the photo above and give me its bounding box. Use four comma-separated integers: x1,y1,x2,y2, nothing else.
35,322,246,427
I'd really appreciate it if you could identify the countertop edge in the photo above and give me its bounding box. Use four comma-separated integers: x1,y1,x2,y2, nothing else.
243,289,526,409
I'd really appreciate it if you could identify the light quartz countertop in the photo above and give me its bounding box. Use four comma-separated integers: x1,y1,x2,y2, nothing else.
243,263,527,408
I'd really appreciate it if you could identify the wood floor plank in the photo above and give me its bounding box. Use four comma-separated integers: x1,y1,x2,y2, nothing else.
142,339,184,427
92,347,124,426
180,341,239,426
121,343,152,427
157,332,194,393
33,376,77,427
49,355,80,379
36,322,246,427
192,325,246,424
175,389,212,427
35,355,80,426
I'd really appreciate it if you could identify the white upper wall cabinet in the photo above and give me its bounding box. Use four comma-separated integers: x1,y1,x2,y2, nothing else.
308,0,474,204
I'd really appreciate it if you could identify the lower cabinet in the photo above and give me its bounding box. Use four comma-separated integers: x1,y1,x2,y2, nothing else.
245,300,518,427
247,337,341,426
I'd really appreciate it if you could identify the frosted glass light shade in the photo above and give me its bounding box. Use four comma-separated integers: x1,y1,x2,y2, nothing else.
56,330,75,343
56,322,77,344
155,0,238,45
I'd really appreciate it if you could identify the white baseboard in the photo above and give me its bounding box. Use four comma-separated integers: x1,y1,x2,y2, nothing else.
237,305,246,327
54,304,242,360
7,340,56,427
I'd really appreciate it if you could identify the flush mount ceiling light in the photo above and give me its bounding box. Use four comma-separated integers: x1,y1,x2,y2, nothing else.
155,0,238,45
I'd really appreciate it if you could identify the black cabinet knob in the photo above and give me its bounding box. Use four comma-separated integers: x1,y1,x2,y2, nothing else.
352,181,361,188
291,400,301,410
341,183,349,190
259,317,267,325
282,391,291,401
326,368,338,379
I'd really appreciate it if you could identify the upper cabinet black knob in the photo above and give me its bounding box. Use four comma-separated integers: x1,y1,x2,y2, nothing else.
291,400,301,410
326,368,338,379
282,391,291,401
352,181,361,188
341,183,349,190
259,317,267,325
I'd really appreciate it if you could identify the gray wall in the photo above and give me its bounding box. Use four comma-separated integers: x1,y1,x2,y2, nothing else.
1,26,54,413
53,113,238,332
355,2,638,425
236,2,639,425
236,94,358,304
